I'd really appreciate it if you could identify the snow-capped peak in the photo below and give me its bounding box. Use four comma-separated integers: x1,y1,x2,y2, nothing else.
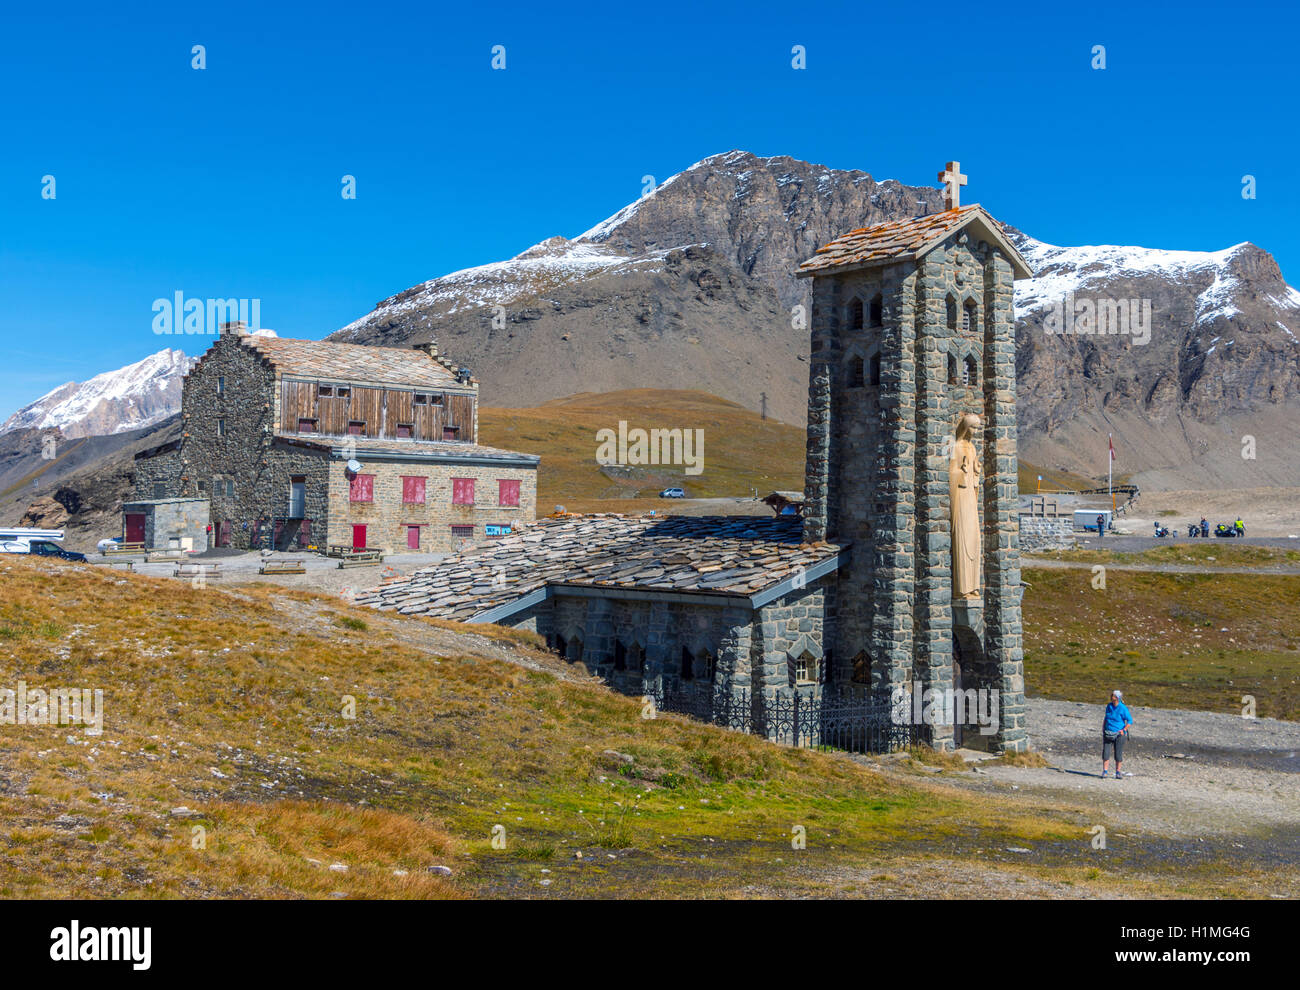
1012,235,1262,325
0,348,194,439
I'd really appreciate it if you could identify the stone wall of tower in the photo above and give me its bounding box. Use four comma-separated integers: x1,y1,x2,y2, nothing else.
804,224,1028,753
981,249,1028,751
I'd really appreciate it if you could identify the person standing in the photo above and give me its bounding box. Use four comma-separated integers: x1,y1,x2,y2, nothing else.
1096,513,1105,539
1235,517,1245,539
1201,517,1209,538
1102,690,1133,779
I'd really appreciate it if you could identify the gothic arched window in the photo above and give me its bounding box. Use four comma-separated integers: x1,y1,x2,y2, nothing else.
849,355,865,387
848,298,864,331
947,352,959,386
946,295,958,331
962,300,976,334
869,293,883,327
964,354,978,386
869,353,881,387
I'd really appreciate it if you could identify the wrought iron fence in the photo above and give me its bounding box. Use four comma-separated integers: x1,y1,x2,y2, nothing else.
644,683,924,754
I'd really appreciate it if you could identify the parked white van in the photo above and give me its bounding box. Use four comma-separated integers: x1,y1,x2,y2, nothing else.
0,528,66,553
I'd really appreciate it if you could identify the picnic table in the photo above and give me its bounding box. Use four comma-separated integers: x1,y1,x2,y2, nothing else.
259,558,306,575
102,542,145,556
337,549,384,568
174,561,221,579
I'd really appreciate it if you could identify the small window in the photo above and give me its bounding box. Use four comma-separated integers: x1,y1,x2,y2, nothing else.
852,651,872,684
452,478,475,505
217,376,225,395
963,302,976,334
430,393,444,406
614,640,627,671
298,418,317,433
153,483,165,499
451,524,474,543
413,393,429,406
216,419,226,437
794,652,818,684
225,479,235,498
946,295,958,331
869,293,883,327
964,355,978,386
318,385,334,397
849,355,864,387
442,426,459,441
948,353,959,386
499,479,520,507
348,421,365,435
396,423,413,438
869,353,881,387
337,387,351,398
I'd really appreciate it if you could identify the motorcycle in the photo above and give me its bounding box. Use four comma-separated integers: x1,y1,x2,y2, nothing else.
1153,523,1174,538
1214,523,1237,538
1187,523,1201,537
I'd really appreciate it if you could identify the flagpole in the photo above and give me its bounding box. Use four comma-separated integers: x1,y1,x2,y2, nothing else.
1108,433,1114,517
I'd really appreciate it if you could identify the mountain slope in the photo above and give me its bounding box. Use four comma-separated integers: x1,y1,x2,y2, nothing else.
331,151,1300,487
0,348,193,440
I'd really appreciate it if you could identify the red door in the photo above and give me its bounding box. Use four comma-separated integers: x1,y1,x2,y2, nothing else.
125,514,146,544
352,524,367,549
406,525,420,550
217,520,232,548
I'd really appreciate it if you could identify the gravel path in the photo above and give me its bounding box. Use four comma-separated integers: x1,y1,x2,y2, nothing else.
949,698,1300,842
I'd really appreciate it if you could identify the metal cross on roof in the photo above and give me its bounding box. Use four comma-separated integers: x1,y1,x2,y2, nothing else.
938,161,968,210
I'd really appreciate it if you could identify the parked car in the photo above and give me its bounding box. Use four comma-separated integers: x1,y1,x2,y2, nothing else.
27,540,87,562
659,487,686,499
97,537,122,554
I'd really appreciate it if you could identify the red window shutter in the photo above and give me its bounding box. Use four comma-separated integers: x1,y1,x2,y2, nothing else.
452,478,475,505
350,474,374,502
499,479,520,507
402,476,426,504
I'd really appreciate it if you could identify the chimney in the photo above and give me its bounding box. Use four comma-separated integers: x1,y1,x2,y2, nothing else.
220,320,248,337
413,340,439,359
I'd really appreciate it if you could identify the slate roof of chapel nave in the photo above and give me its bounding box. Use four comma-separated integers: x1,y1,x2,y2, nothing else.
353,513,843,622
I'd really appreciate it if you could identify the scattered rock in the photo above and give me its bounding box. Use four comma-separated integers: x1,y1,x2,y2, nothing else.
428,865,452,876
328,862,348,873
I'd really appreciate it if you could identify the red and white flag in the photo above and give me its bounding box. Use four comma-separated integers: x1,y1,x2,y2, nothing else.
1108,435,1116,464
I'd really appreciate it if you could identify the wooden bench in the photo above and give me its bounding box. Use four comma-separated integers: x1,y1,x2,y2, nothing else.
97,560,135,572
259,558,306,575
174,562,221,579
102,542,145,556
337,550,384,568
325,544,354,558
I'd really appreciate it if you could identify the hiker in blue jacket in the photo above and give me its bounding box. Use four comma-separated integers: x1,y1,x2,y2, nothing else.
1102,690,1133,779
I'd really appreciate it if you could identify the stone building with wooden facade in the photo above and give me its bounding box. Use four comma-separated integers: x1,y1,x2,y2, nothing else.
133,324,538,553
358,166,1033,753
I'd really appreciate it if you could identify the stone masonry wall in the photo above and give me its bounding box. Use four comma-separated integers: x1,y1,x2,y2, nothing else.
328,458,537,553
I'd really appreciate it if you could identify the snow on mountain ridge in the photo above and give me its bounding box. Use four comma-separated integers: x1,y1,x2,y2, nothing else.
1012,236,1264,323
0,348,194,438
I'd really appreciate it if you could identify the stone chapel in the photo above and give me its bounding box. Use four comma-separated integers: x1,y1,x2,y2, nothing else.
358,163,1034,754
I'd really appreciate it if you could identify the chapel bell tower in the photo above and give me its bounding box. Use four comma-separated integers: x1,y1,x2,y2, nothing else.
795,163,1034,752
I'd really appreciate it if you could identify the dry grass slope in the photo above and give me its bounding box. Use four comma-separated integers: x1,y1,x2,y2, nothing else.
5,557,1279,899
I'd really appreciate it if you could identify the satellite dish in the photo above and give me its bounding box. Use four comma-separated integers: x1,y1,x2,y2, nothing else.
346,459,363,474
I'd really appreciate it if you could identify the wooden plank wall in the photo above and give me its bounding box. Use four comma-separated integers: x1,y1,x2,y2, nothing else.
278,379,469,442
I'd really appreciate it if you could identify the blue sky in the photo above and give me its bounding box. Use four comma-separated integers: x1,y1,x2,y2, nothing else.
1,0,1294,416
